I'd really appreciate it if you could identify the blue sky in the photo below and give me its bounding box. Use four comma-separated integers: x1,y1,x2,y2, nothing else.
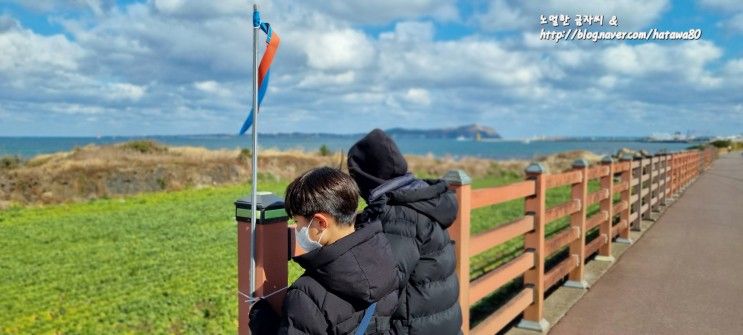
0,0,741,138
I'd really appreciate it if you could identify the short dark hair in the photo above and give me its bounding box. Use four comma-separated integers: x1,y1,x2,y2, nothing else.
284,167,359,226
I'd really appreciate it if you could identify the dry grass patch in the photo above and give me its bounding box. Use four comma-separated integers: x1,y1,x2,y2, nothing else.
0,142,601,206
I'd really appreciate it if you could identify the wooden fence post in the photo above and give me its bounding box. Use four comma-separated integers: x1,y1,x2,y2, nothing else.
596,156,615,261
684,153,688,189
656,154,663,211
566,160,589,288
616,154,633,244
640,153,652,223
648,155,657,214
686,152,694,188
688,153,693,185
680,153,685,189
671,153,679,198
698,151,703,177
683,153,688,189
658,153,668,207
650,155,661,214
235,193,289,335
444,170,471,335
517,163,549,332
631,154,644,232
680,153,684,189
668,154,674,198
689,152,694,182
676,153,681,196
686,153,691,187
680,153,685,191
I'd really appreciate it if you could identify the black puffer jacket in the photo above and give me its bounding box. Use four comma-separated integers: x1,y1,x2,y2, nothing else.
348,129,462,335
356,176,462,335
277,221,400,334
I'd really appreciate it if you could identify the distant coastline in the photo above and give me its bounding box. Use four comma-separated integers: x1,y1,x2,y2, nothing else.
0,136,722,209
0,140,596,207
0,134,701,159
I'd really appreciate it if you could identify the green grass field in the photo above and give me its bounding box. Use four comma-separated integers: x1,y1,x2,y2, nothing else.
1,181,285,334
1,173,606,334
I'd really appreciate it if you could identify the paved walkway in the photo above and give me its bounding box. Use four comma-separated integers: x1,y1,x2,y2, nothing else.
550,152,743,334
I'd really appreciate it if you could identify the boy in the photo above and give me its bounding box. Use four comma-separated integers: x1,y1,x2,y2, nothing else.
249,167,399,334
349,129,463,335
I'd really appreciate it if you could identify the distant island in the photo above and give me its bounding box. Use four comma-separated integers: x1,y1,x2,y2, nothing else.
260,124,501,140
386,124,501,140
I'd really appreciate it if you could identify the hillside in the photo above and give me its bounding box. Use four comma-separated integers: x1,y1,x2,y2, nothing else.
0,140,606,207
386,124,501,139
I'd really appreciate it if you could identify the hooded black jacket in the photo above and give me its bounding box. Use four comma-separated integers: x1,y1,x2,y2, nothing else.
355,176,462,335
252,221,399,335
348,129,462,335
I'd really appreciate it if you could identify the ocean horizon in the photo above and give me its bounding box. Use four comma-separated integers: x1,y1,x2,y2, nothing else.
0,134,700,160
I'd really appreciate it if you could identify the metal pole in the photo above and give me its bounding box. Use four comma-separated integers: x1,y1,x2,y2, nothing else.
250,3,259,301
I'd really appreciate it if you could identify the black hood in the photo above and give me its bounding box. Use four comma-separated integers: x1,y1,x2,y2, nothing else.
347,129,408,201
363,177,458,230
388,179,458,229
293,221,398,305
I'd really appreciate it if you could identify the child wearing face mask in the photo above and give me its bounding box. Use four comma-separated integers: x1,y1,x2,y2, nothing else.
249,167,399,335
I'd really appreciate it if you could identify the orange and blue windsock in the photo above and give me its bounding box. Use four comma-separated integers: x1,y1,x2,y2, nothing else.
239,8,280,135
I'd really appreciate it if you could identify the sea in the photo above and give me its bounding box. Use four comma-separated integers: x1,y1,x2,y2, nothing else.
0,135,698,160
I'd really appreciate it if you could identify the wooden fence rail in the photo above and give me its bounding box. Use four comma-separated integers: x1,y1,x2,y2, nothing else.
445,147,717,334
235,147,718,334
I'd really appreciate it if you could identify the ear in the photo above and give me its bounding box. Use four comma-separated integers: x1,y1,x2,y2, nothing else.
313,213,332,229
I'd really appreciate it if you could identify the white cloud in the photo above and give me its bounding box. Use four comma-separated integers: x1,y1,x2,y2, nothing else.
107,83,146,101
0,14,20,32
600,41,722,87
473,0,529,32
723,58,743,74
721,12,743,33
298,71,356,88
303,0,458,24
1,0,741,137
597,75,618,88
152,0,249,19
379,21,435,43
340,92,386,104
376,21,546,92
601,44,645,75
51,103,106,115
699,0,743,34
194,80,231,97
0,26,84,74
403,88,431,105
301,29,375,70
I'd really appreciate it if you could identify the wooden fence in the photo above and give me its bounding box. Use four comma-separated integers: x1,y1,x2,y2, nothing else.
445,147,717,334
235,147,717,334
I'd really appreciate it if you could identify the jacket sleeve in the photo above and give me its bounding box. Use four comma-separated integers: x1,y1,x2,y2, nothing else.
249,298,281,335
385,220,422,289
360,205,421,289
278,289,328,335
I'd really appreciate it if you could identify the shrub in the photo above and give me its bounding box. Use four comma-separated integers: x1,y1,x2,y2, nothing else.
119,140,168,154
0,155,23,170
710,140,732,149
318,144,331,157
238,148,252,161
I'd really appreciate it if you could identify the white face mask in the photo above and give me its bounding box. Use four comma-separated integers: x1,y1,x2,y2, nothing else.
296,218,324,252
